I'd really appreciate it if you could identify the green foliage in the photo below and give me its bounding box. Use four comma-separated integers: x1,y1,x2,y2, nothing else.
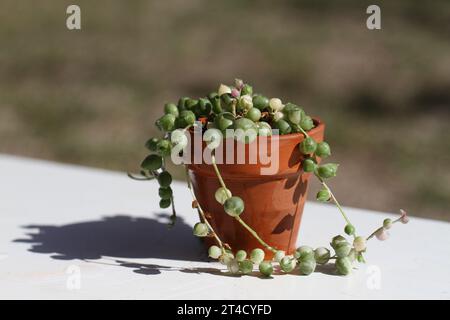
132,79,409,278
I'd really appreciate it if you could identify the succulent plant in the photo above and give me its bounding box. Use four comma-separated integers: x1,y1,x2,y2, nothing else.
130,79,409,277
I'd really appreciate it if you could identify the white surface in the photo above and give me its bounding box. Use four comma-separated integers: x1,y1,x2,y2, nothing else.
0,154,449,300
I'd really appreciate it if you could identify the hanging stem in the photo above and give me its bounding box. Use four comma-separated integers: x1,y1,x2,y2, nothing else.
235,216,275,252
211,155,227,191
184,165,225,250
299,126,353,228
316,176,351,226
366,227,383,241
211,153,277,253
366,215,404,241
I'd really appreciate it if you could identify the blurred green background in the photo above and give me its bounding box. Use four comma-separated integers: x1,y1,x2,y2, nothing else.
0,0,449,220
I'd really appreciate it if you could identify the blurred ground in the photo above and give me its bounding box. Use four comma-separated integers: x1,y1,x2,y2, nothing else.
0,0,449,220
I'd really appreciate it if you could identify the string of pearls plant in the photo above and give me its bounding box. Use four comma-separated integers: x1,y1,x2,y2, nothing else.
130,79,409,277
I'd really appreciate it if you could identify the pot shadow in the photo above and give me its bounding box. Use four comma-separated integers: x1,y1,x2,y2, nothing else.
13,213,342,278
13,213,207,262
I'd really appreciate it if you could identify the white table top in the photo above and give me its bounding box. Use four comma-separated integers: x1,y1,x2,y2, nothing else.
0,154,449,300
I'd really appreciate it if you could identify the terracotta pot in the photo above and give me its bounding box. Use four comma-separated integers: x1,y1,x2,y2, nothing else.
188,119,325,259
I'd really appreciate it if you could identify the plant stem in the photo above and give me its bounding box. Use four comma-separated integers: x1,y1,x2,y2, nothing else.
211,155,227,191
298,126,309,137
210,153,277,253
316,176,352,226
184,165,225,250
235,216,275,252
366,227,383,241
366,216,403,241
299,126,353,230
231,101,237,117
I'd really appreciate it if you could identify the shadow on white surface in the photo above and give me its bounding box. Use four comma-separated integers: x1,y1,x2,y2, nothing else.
114,260,338,278
13,213,341,278
14,214,207,262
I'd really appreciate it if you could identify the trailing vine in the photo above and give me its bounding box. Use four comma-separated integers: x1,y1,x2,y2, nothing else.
131,79,409,277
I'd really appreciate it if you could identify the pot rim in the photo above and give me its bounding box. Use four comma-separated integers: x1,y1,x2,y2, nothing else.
187,117,325,179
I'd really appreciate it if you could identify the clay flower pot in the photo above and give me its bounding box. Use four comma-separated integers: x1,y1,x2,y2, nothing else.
188,119,325,259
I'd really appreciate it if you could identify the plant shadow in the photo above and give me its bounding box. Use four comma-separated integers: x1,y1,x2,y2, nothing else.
14,213,342,278
13,213,207,262
113,259,341,278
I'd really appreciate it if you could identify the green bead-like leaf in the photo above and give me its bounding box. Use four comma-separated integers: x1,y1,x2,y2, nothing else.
273,119,292,135
334,242,351,258
287,107,302,125
158,187,173,199
196,98,212,117
177,110,196,128
156,139,172,157
245,108,261,122
317,163,339,179
280,256,297,272
256,121,272,136
294,246,314,261
193,222,209,237
157,171,172,188
141,154,162,171
239,259,254,274
316,187,331,202
299,258,316,275
250,248,265,264
234,118,257,143
315,141,331,158
235,250,247,262
145,137,160,151
223,196,244,217
208,245,222,259
214,187,232,205
164,103,179,117
156,114,176,132
331,235,347,249
302,158,317,172
299,137,317,154
335,257,352,275
214,113,234,132
185,98,198,110
259,261,273,277
241,84,253,96
344,224,355,236
159,198,171,209
300,115,314,131
177,97,190,111
252,95,269,110
210,95,222,114
314,247,331,265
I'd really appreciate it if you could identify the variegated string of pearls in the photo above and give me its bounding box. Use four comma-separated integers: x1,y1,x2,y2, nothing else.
135,79,409,277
